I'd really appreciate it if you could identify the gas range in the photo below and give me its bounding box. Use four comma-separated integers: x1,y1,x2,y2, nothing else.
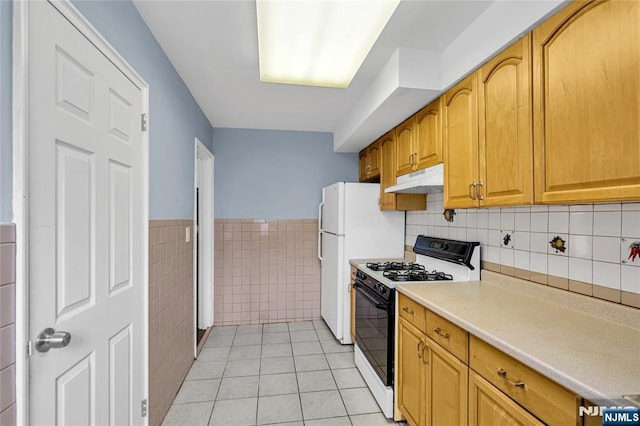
353,236,480,418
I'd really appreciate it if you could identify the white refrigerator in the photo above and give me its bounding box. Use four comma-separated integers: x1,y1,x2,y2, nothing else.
318,182,405,344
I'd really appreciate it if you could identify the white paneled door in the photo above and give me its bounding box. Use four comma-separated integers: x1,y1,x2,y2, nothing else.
28,2,146,425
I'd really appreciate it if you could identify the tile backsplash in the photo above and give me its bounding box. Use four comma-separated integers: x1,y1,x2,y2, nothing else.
214,219,321,325
406,194,640,309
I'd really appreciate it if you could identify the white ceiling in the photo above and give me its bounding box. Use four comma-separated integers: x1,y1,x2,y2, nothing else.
132,0,563,152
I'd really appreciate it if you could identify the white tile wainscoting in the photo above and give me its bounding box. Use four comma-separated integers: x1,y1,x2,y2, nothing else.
406,194,640,309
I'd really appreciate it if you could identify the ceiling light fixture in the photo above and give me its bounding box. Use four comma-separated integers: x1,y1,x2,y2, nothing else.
256,0,400,89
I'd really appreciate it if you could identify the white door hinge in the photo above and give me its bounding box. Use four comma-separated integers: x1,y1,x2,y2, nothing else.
27,340,32,356
141,113,148,132
141,399,147,417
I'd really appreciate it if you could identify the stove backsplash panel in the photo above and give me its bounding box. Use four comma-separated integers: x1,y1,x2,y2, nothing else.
406,193,640,309
214,219,321,325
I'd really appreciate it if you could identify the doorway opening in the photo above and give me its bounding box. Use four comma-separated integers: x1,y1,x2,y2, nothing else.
194,138,214,353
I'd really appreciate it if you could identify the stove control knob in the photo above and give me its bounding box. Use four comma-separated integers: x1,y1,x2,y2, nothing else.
380,287,387,294
356,270,365,280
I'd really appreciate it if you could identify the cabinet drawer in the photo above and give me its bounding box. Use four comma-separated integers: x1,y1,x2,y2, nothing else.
469,335,578,426
469,371,544,426
398,293,425,331
426,310,468,364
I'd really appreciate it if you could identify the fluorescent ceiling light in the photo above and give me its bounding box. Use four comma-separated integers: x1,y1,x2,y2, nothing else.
256,0,400,88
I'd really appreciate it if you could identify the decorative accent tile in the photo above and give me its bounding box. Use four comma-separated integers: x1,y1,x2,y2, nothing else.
500,231,514,249
622,239,640,267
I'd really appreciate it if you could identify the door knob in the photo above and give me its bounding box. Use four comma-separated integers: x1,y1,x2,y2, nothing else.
36,328,71,353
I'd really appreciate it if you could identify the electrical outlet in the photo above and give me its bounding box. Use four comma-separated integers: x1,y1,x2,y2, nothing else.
185,227,191,243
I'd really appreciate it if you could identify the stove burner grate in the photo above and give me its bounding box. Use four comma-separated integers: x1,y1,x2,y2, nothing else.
366,262,426,272
382,269,454,282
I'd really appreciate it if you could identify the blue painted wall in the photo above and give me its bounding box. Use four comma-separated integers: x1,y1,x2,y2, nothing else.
212,128,358,219
72,0,213,219
0,0,213,221
0,1,13,223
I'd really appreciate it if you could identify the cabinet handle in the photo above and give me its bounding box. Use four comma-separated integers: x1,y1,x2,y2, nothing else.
413,152,418,166
422,344,429,365
417,340,424,359
497,368,525,388
433,327,450,339
402,306,414,315
468,182,477,200
477,181,484,200
348,284,352,293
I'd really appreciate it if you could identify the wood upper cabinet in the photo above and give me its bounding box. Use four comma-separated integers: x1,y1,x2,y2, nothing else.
395,117,416,176
415,98,443,170
380,132,398,210
533,0,640,203
478,33,533,207
359,140,381,182
396,99,443,177
379,132,426,211
443,73,480,209
359,149,368,182
445,35,534,209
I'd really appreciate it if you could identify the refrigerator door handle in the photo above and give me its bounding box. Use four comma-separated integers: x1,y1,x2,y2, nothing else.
317,201,324,261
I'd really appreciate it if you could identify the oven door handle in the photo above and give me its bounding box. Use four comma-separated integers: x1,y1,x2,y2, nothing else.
353,282,388,310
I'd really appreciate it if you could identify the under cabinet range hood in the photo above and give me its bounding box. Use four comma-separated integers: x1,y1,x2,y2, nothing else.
385,163,444,194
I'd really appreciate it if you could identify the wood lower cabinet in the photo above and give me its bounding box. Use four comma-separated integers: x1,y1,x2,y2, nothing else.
396,293,580,426
397,316,467,426
469,371,543,426
428,338,468,426
398,317,427,426
533,0,640,203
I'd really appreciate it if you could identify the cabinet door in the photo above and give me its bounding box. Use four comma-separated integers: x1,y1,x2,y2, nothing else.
469,371,543,426
533,0,640,203
379,132,397,210
427,339,468,426
395,117,416,177
478,34,533,207
398,318,427,426
359,148,369,182
415,98,443,170
444,73,480,208
368,140,381,179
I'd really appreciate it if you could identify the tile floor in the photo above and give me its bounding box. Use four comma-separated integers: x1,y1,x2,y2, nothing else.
162,320,405,425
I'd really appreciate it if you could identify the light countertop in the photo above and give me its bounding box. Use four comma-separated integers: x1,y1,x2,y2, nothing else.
396,270,640,406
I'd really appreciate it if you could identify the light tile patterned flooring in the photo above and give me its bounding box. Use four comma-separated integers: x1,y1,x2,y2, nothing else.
162,320,405,425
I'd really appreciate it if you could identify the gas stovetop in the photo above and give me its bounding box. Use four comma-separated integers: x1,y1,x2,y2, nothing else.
360,236,481,289
382,270,453,282
366,261,425,272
